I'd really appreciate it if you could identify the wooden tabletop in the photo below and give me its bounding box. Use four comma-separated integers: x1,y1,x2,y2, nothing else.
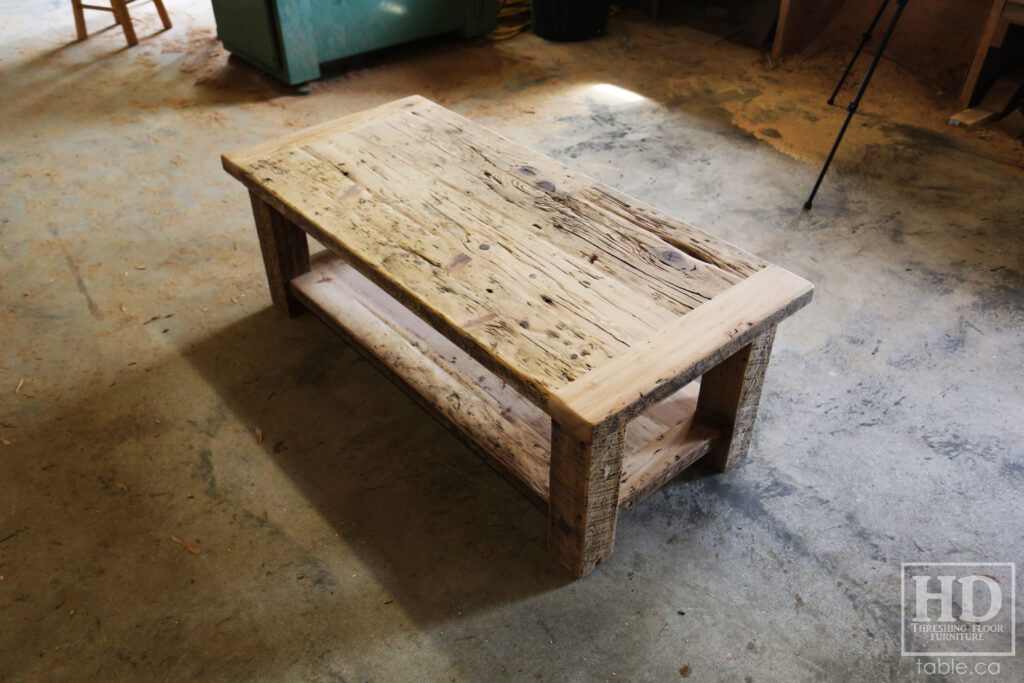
223,96,812,428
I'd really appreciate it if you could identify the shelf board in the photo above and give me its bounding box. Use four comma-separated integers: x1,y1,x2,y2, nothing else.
292,252,719,516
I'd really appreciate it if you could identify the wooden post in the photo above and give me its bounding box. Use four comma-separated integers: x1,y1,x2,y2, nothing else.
72,0,88,41
153,0,173,31
111,0,138,46
548,419,626,577
249,192,310,317
695,328,776,472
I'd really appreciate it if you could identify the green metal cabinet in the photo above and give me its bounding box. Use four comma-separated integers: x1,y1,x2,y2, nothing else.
211,0,496,86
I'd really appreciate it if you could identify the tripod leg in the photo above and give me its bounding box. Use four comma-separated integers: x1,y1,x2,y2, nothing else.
828,0,891,106
804,0,909,211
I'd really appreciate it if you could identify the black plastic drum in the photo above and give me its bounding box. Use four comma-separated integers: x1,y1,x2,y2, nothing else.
531,0,610,41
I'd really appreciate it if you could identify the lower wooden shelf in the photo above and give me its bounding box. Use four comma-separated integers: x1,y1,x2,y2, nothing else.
291,252,720,516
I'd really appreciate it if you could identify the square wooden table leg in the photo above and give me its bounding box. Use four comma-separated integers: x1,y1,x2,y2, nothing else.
249,192,310,317
695,328,776,472
548,419,626,577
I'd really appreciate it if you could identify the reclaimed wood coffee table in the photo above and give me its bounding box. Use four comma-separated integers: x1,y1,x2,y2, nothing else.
223,96,813,577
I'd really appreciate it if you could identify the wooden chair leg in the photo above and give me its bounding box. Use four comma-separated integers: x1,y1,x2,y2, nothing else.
548,419,626,577
111,0,138,46
249,192,311,317
695,328,776,472
152,0,172,30
72,0,88,40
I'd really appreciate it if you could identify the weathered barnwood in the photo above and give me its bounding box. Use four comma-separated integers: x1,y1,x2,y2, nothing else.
224,95,772,404
548,419,627,577
617,382,717,513
406,100,769,278
548,265,813,442
225,96,813,577
293,253,552,507
226,97,434,169
249,192,310,317
695,329,775,472
291,252,721,515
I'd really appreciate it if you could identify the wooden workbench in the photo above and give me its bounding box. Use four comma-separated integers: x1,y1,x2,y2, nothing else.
223,96,813,577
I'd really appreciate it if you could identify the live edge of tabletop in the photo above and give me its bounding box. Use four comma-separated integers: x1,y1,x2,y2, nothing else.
222,95,814,578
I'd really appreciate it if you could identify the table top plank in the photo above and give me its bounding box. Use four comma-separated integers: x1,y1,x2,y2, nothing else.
314,110,744,313
238,146,647,401
224,95,800,406
549,265,814,439
225,97,434,169
305,135,678,332
407,100,769,278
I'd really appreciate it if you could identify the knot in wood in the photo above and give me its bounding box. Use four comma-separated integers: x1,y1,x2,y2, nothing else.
658,249,694,270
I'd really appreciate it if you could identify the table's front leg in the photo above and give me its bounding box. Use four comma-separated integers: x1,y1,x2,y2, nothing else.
548,419,626,577
695,328,776,472
249,192,310,317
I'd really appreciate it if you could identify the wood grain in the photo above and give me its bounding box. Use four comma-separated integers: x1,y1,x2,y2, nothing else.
548,419,626,577
403,100,768,278
223,95,774,406
292,253,553,507
291,252,720,518
227,96,815,577
226,97,434,169
549,265,812,441
617,382,717,513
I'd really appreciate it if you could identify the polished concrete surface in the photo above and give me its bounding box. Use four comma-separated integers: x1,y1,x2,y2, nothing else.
2,1,1022,680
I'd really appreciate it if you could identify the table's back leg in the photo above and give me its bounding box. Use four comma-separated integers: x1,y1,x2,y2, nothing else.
695,328,776,472
548,419,626,577
249,192,310,317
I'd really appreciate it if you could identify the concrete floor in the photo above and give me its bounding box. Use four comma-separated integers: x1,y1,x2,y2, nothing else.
2,1,1022,681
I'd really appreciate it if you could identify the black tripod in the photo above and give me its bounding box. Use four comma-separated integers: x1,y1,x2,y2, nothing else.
803,0,910,210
